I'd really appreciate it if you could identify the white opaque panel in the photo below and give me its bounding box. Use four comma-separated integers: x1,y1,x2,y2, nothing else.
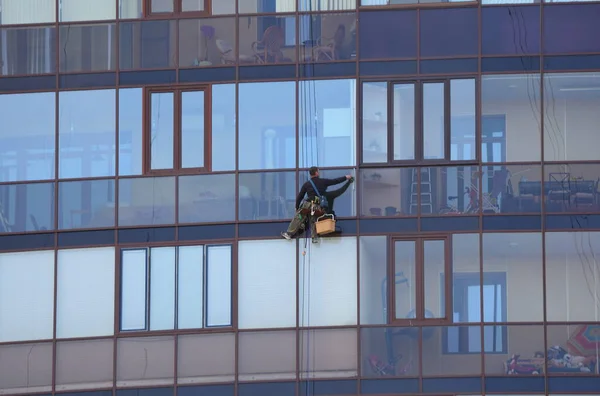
178,245,204,329
300,237,358,326
238,240,296,329
121,249,147,331
0,251,54,342
150,247,176,331
56,247,115,338
59,0,116,21
206,245,232,327
0,0,55,25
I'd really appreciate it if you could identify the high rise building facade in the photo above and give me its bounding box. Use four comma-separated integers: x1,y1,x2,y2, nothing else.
0,0,599,395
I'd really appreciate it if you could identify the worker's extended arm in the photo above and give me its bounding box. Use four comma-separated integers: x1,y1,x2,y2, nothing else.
322,176,350,187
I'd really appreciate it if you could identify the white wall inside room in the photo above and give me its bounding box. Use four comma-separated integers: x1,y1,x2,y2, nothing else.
0,250,55,342
238,239,297,329
56,247,116,339
299,236,358,327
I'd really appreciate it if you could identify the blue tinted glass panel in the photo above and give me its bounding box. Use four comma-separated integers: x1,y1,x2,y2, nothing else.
211,84,236,171
0,26,56,75
118,88,143,176
181,90,206,169
299,13,356,62
0,92,55,182
544,4,600,54
119,20,176,70
298,168,356,217
179,174,235,224
482,6,540,55
238,82,296,170
239,172,296,221
118,177,175,226
0,182,55,233
149,247,176,331
420,8,478,57
58,89,116,179
59,23,117,72
58,179,115,230
299,79,357,168
179,18,236,68
149,92,174,171
239,16,297,63
359,11,417,59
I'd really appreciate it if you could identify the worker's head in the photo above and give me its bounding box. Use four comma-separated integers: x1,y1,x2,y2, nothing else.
309,166,319,177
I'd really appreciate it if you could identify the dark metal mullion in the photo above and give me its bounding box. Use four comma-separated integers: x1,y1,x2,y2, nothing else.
444,79,451,162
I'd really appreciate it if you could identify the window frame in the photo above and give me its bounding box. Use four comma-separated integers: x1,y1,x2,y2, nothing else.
118,243,234,334
388,234,453,326
143,85,212,175
144,0,211,17
442,272,508,355
360,77,479,166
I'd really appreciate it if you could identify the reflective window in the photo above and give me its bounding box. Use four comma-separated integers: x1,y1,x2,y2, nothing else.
299,79,356,168
177,333,235,383
239,331,296,380
178,173,235,224
359,236,387,325
544,4,600,54
299,237,357,326
359,10,417,59
119,20,176,70
0,182,54,233
485,325,543,375
299,13,356,62
0,26,56,75
483,233,543,322
55,339,113,389
56,247,116,338
300,0,356,10
361,327,419,377
299,168,356,217
482,74,541,162
58,179,115,230
59,23,117,72
360,168,414,216
423,82,445,160
362,0,471,4
425,327,482,375
238,16,297,64
300,328,357,378
59,0,117,21
394,240,417,321
429,166,480,215
447,234,481,325
543,163,600,214
0,0,55,25
0,92,55,182
150,0,174,12
546,232,600,322
0,251,54,342
544,73,600,161
239,0,296,13
546,324,597,375
212,84,236,171
118,88,143,176
420,8,478,58
482,0,538,4
238,240,296,329
59,89,116,179
119,0,143,19
483,164,542,214
362,79,476,164
145,87,211,173
118,176,175,226
238,82,296,170
238,171,296,221
117,336,174,386
0,342,52,394
179,18,235,67
119,244,233,331
482,6,540,55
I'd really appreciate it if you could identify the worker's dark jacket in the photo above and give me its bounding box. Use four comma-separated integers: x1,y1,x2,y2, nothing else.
296,176,347,209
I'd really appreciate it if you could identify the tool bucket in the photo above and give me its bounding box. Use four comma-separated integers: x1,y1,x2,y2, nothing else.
315,214,336,235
